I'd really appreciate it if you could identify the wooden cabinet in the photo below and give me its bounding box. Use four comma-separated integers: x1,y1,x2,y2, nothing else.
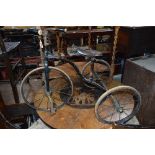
122,55,155,126
117,27,155,58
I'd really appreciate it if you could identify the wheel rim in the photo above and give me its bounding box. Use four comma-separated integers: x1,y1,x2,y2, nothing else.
20,67,73,112
95,86,141,124
81,60,110,88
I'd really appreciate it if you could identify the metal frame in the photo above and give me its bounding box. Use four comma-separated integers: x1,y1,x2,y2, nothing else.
44,50,109,93
20,27,141,126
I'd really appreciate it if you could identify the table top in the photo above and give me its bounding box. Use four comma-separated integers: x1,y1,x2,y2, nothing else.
37,62,121,129
129,54,155,73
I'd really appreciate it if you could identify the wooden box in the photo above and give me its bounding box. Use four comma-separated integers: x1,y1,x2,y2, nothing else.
122,55,155,126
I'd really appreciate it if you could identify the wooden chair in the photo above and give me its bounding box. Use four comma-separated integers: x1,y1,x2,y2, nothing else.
0,92,38,129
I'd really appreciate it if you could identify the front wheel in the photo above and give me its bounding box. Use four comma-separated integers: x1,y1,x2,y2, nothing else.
95,86,141,124
20,66,73,112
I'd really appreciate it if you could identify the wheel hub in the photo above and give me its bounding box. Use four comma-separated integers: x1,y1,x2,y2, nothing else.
119,107,123,113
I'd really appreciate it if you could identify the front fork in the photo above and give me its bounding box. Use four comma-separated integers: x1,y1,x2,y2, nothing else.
89,59,107,89
44,51,56,113
89,59,123,113
110,95,123,113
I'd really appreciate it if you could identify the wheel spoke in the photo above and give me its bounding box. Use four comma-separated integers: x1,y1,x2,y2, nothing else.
93,71,101,81
52,97,63,104
102,104,113,107
110,95,122,110
57,86,71,91
53,91,71,96
50,85,71,105
123,108,133,110
98,105,113,113
47,98,50,110
121,102,133,106
109,108,115,122
94,74,105,86
36,91,45,94
34,95,43,103
102,111,117,120
48,76,64,81
119,112,121,121
25,88,33,99
37,95,46,108
123,110,129,116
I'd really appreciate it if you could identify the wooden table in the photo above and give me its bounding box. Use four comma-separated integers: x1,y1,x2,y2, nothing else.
37,62,121,129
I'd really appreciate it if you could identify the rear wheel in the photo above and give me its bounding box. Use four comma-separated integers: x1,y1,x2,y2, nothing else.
81,60,110,89
95,86,141,124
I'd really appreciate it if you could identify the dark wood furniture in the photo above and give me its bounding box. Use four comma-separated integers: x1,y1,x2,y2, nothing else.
1,28,40,57
0,92,38,129
48,27,114,57
122,55,155,126
0,38,23,103
64,28,114,48
117,26,155,58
